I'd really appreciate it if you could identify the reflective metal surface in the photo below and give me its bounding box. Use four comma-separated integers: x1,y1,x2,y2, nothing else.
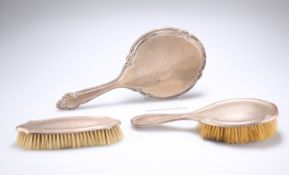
16,116,121,134
131,98,278,127
57,28,206,110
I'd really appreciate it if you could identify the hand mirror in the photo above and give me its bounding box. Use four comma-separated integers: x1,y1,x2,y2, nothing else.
57,28,206,110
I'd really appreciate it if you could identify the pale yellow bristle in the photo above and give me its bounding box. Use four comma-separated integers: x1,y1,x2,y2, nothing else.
199,120,277,144
16,126,123,150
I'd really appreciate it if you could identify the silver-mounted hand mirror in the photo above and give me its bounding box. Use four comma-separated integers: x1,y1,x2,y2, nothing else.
57,28,206,110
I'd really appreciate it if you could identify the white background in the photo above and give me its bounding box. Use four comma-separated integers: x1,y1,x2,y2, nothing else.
1,0,289,174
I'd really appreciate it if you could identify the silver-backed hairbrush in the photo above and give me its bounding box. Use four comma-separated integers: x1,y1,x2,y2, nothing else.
131,98,278,144
16,116,123,150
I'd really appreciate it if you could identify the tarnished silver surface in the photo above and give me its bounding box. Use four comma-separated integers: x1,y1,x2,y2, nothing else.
16,116,121,134
57,27,206,110
131,98,278,127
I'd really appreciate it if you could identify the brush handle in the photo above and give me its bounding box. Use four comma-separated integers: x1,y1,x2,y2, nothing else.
131,113,203,127
57,79,119,110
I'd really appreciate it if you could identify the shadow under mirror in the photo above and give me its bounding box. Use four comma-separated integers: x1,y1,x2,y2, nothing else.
59,91,204,111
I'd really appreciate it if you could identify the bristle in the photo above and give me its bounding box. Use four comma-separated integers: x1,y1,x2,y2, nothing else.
199,120,277,144
16,126,123,150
